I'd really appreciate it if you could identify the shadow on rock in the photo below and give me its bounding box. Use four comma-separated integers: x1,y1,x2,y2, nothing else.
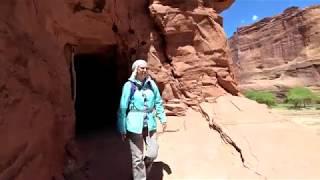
64,129,132,180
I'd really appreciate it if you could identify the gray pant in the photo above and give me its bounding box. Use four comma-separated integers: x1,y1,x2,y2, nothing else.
127,130,159,180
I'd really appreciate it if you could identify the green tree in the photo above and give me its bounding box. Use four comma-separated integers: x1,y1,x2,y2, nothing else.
286,87,316,108
245,90,276,107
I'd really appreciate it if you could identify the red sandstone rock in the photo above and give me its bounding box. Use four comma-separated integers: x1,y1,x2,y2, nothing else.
0,0,236,179
229,5,320,94
150,0,238,100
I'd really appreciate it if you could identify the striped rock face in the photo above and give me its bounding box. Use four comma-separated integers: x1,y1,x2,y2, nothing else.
229,6,320,95
0,0,235,179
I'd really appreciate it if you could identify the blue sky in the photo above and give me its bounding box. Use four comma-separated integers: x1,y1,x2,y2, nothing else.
221,0,320,38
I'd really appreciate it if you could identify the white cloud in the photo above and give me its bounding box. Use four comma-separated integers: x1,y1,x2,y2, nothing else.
252,15,259,21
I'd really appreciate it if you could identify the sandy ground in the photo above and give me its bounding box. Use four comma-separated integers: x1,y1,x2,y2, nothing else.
72,96,320,180
157,96,320,180
272,109,320,136
155,109,261,180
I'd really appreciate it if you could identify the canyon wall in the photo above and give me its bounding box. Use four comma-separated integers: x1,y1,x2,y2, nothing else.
0,0,236,179
229,5,320,94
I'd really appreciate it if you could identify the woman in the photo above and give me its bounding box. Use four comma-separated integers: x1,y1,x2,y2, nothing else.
117,59,167,180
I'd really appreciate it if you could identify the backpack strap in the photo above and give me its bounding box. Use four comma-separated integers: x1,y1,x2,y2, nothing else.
126,79,156,114
129,81,137,103
126,81,137,115
146,81,154,93
128,80,153,102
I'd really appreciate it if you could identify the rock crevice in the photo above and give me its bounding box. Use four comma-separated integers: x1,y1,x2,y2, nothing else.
198,103,264,178
0,0,238,179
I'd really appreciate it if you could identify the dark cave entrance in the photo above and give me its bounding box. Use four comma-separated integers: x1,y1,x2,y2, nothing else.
65,45,133,180
71,45,124,136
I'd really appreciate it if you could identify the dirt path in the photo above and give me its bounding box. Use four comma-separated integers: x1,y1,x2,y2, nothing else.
68,96,320,180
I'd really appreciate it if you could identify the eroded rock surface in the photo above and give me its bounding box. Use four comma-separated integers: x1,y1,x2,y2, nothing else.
150,0,239,105
229,6,320,94
198,95,320,179
0,0,236,179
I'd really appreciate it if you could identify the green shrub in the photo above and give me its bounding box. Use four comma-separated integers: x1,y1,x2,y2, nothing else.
245,90,276,106
286,87,316,108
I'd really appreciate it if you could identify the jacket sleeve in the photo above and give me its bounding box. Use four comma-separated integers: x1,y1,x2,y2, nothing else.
117,81,131,134
151,80,167,124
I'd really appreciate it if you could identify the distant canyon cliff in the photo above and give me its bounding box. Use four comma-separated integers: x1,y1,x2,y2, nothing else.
229,5,320,94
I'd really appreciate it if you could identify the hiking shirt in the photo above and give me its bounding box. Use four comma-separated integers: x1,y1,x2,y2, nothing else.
117,77,166,134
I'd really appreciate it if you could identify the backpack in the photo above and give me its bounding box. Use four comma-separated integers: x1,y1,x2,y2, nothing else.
127,80,155,112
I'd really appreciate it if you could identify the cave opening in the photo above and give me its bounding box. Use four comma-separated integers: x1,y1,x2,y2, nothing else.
65,45,133,180
71,45,124,137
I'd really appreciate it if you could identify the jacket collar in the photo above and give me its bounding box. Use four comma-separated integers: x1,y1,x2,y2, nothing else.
129,76,152,87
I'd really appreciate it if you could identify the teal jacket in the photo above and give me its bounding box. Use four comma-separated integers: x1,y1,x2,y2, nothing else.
117,77,166,134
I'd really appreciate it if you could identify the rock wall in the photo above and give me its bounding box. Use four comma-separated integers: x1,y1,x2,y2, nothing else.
0,0,236,179
229,5,320,94
149,0,239,113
